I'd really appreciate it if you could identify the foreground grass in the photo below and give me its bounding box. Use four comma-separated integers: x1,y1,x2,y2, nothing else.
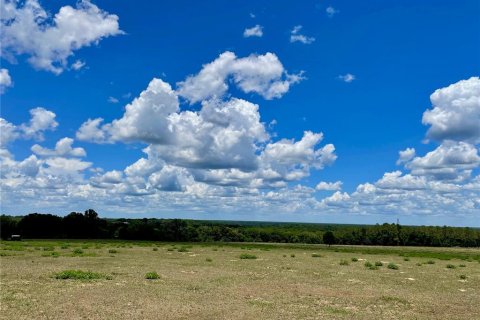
1,240,479,319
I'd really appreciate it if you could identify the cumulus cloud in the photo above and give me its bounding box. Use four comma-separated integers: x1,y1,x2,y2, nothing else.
0,107,57,152
422,76,480,143
0,68,13,93
177,51,303,103
290,25,315,44
338,73,355,83
1,0,122,74
243,25,263,37
316,181,342,191
396,147,416,165
31,137,86,157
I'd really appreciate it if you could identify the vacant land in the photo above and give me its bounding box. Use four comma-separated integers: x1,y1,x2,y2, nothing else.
1,240,479,319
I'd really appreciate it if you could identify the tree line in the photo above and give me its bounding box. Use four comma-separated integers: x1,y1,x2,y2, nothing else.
1,210,479,247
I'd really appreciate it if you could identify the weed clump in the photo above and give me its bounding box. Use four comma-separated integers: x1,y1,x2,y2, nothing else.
365,261,379,270
459,264,466,268
55,270,104,280
375,261,383,267
240,253,257,260
311,253,322,258
403,257,410,261
339,260,349,266
72,248,84,255
206,257,213,262
387,263,399,270
152,248,158,251
177,247,189,252
351,257,358,262
459,274,467,280
446,264,456,269
426,260,435,265
108,249,118,254
291,254,295,258
145,272,160,280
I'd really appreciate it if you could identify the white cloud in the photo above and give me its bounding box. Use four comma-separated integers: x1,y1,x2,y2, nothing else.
177,51,303,103
338,73,355,83
0,107,57,152
316,181,342,191
71,60,86,71
422,76,480,143
32,137,86,157
1,0,122,74
243,25,263,38
0,68,13,93
396,147,416,165
326,6,339,17
405,141,480,181
290,25,315,44
108,96,119,103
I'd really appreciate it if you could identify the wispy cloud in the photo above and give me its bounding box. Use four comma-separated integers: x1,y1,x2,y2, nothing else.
243,25,263,38
338,73,355,83
290,25,315,44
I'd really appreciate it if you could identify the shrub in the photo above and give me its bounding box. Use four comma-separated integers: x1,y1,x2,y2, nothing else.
446,264,456,269
291,254,295,258
108,249,118,254
339,260,349,266
239,253,257,260
351,257,358,262
311,253,322,258
55,270,104,280
167,248,174,251
459,274,467,280
375,261,383,267
177,247,189,252
387,263,399,270
72,248,84,255
426,260,435,264
152,248,158,251
416,263,422,266
145,272,160,280
403,257,410,261
283,254,287,257
206,258,213,262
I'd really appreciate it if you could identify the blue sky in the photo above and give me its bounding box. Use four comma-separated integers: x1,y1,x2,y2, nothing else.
1,0,479,226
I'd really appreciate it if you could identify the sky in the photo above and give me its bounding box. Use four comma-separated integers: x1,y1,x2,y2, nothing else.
1,0,479,226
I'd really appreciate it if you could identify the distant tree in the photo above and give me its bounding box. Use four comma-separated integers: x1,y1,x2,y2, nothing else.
323,231,336,246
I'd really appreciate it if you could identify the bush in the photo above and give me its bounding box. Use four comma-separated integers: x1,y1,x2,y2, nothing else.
351,257,358,262
206,257,213,262
311,253,322,258
416,263,422,266
364,261,379,270
459,274,467,280
72,248,84,255
55,270,104,280
177,247,189,252
145,272,160,280
403,257,410,261
108,249,118,254
339,260,349,266
426,260,435,264
446,264,456,269
375,261,383,266
387,263,399,270
290,254,295,258
152,248,158,251
239,253,257,260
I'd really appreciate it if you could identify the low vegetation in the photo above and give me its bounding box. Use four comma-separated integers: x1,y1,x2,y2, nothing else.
55,270,106,280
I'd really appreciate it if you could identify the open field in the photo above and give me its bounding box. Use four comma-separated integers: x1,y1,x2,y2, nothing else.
1,240,479,319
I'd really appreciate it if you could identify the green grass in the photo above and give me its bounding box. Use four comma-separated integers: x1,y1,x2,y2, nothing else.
351,257,358,262
108,249,118,254
239,253,257,259
339,259,349,265
446,264,456,269
55,270,105,280
387,263,399,270
145,272,160,280
375,261,383,266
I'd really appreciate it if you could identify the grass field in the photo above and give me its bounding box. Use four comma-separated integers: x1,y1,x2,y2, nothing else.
1,240,479,319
